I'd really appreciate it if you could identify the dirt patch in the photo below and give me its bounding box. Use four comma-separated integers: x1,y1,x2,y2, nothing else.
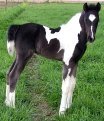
32,94,57,121
26,57,57,121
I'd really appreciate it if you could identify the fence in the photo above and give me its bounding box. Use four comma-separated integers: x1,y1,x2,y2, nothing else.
0,0,104,3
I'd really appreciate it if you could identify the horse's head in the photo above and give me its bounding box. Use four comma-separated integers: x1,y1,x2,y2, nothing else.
83,3,101,42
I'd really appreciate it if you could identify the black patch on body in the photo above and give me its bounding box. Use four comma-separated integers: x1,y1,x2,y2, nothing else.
50,27,61,33
71,32,87,63
8,23,63,61
36,36,64,60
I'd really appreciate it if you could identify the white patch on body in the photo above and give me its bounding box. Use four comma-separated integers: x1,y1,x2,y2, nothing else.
7,40,15,56
44,13,82,66
66,75,76,109
89,14,96,22
59,69,76,115
5,90,15,108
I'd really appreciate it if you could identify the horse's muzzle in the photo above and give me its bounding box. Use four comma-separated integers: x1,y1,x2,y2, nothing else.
88,36,95,43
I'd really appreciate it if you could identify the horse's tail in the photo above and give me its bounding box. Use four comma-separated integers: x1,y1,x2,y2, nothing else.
7,25,19,56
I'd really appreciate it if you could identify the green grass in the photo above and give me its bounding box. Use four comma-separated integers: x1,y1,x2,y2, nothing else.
0,3,104,121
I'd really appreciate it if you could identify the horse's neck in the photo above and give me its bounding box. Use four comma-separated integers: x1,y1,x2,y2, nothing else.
61,13,82,34
79,12,87,45
78,31,87,46
79,11,86,31
65,12,87,46
67,13,81,24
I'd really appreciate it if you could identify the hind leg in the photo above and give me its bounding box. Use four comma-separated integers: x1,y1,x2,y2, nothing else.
5,59,16,106
5,52,33,108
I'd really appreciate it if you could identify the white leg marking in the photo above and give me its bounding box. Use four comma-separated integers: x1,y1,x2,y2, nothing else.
59,71,76,115
5,90,15,108
59,69,71,115
59,80,68,115
5,85,10,104
66,76,76,109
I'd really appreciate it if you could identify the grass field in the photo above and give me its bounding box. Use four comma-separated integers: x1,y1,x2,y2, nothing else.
0,3,104,121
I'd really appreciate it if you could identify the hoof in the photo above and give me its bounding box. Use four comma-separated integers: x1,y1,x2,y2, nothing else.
66,103,71,109
5,99,15,108
66,100,72,109
59,111,65,116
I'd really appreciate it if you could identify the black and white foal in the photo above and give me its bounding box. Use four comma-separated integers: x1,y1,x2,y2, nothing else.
5,3,101,115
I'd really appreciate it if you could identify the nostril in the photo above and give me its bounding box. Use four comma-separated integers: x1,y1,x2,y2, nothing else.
88,36,94,42
88,36,91,40
90,37,93,41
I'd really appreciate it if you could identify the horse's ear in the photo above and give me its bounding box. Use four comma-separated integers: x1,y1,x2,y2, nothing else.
83,3,88,12
96,2,101,12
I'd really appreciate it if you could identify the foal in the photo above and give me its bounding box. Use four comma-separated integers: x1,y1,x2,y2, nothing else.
5,3,101,115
